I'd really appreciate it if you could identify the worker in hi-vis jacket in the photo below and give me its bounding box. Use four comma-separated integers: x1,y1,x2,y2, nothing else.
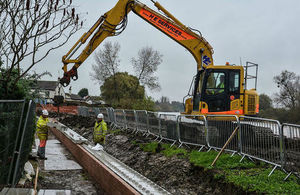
93,113,107,145
36,109,49,159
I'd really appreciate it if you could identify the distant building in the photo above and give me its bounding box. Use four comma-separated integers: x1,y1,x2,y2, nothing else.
83,96,105,105
31,80,65,104
65,86,83,102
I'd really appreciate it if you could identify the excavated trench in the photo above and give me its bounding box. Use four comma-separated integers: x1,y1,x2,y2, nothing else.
55,114,252,195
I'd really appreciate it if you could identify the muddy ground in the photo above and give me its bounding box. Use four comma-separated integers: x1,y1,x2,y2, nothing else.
39,130,104,194
20,127,105,195
57,114,252,195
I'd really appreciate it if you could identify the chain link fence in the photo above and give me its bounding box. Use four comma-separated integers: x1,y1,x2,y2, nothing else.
0,100,36,186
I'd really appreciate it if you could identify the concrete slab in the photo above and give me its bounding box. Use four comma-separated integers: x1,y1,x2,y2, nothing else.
0,188,71,195
38,189,71,195
1,188,34,195
35,139,82,171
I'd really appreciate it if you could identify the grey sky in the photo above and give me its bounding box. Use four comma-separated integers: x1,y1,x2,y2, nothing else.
35,0,300,102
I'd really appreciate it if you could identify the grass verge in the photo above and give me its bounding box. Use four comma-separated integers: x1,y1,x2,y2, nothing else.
138,141,300,194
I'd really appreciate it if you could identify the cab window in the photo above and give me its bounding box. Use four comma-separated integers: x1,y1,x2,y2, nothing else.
229,71,240,93
205,72,225,95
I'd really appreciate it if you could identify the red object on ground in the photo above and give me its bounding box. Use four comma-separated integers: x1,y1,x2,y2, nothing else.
36,104,78,115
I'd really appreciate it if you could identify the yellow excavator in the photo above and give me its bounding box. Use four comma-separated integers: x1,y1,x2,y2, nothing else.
59,0,259,116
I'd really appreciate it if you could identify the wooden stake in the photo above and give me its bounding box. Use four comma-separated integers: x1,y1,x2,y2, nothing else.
211,126,239,167
34,167,39,195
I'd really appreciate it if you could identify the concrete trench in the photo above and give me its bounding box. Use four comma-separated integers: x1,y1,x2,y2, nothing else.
48,120,171,195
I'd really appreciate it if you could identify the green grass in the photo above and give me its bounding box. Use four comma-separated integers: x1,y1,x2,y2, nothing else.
224,168,300,194
139,142,158,153
161,143,188,157
135,141,300,194
189,150,256,169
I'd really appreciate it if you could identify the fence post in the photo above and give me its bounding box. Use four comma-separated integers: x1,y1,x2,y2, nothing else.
176,115,182,146
279,123,285,168
12,100,32,186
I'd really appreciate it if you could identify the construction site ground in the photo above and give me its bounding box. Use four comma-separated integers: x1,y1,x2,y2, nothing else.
56,114,249,194
36,131,105,194
1,130,105,194
6,113,299,194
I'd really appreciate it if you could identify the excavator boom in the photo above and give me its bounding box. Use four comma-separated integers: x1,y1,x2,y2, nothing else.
59,0,213,87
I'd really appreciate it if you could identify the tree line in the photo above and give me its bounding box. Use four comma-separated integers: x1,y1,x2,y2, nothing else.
259,70,300,124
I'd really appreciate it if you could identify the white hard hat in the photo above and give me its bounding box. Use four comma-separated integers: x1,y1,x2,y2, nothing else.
97,113,104,119
42,109,49,116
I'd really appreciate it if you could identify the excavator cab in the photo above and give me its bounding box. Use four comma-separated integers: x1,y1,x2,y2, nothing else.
185,62,259,116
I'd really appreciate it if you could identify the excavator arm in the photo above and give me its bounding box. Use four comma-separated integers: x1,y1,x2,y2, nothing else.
60,0,214,87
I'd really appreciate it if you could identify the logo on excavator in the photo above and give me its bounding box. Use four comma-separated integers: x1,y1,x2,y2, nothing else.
203,55,211,65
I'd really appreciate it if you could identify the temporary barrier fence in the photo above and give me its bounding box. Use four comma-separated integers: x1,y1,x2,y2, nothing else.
0,100,36,186
147,111,160,138
281,123,300,179
99,107,110,123
114,109,127,130
11,100,36,185
206,115,240,154
177,115,207,150
158,114,179,146
124,110,137,131
49,106,300,179
78,106,89,117
239,116,283,176
135,110,149,135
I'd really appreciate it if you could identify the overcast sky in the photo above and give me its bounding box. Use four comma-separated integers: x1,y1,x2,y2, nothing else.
34,0,300,102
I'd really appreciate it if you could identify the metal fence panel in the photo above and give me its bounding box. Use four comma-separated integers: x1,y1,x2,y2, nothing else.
114,109,126,129
282,123,300,173
206,115,240,153
78,106,89,117
124,110,137,130
136,110,148,133
178,115,207,148
11,101,36,185
0,100,25,185
107,108,115,124
239,116,282,166
159,114,179,143
0,100,36,186
147,111,160,136
99,107,110,123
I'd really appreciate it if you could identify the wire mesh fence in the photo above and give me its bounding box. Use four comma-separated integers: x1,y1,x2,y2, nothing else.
282,123,300,173
135,110,148,134
178,115,207,149
159,114,178,144
0,100,36,186
124,110,137,131
206,115,240,153
46,105,300,177
78,106,89,117
114,109,127,129
239,116,283,167
147,111,160,137
99,107,110,123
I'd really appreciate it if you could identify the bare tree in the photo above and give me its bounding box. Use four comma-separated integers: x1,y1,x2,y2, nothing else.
0,0,82,95
131,46,162,91
90,41,121,85
274,70,300,109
